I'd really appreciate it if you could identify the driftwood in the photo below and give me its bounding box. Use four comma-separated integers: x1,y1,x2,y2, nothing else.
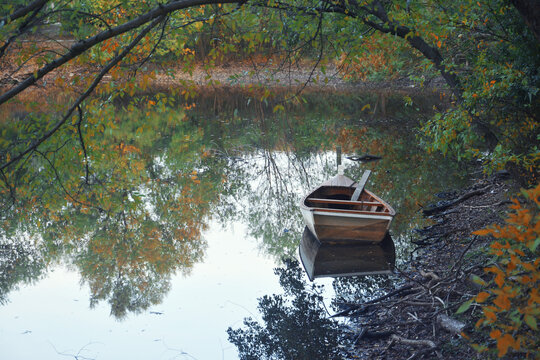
423,185,491,216
340,267,476,357
437,314,466,335
331,284,415,318
390,334,436,348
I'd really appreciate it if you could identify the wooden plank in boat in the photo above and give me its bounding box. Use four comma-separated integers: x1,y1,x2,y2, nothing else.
351,170,371,201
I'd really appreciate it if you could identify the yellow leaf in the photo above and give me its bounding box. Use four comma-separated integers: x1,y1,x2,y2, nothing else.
273,104,285,113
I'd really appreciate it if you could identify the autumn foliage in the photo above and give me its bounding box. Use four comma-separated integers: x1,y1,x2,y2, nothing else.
338,33,424,82
461,183,539,358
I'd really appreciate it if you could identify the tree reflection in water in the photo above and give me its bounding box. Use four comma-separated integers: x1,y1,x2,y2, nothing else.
0,239,47,305
0,90,468,319
228,258,350,360
0,103,219,318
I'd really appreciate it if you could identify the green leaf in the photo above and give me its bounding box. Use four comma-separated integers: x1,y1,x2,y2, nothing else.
471,343,487,352
456,299,473,314
524,314,537,330
520,188,530,199
471,274,487,286
529,237,540,252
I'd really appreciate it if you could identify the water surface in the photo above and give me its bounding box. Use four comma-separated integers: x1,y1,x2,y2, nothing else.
0,90,469,359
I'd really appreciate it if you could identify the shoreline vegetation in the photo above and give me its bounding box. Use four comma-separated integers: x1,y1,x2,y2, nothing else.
1,54,448,99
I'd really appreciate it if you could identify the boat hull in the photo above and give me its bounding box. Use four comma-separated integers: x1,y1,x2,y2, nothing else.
301,207,392,243
299,174,395,244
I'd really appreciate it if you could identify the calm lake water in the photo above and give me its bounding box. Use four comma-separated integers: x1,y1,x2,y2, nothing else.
0,90,469,359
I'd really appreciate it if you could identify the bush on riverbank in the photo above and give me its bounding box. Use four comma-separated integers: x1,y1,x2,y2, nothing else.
460,183,539,358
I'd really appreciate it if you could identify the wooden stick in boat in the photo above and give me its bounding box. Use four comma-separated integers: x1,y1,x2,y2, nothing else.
351,170,371,201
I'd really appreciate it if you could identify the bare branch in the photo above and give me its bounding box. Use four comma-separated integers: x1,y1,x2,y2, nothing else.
76,105,90,184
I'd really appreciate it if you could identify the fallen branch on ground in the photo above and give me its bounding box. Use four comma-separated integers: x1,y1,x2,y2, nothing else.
423,185,491,216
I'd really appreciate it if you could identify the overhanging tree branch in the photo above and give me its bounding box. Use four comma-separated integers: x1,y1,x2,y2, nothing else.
364,1,462,98
0,0,48,58
0,0,243,106
0,15,166,172
0,0,50,25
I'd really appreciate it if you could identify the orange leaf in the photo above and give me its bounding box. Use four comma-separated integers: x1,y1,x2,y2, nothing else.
495,273,505,288
473,228,492,236
490,329,502,339
476,292,490,303
494,294,511,311
497,334,516,357
484,309,497,322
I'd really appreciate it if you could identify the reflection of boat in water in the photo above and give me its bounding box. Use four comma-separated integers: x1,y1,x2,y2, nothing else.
299,169,395,243
299,227,396,281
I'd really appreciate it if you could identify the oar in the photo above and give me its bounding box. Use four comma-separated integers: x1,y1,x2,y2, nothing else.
351,170,371,201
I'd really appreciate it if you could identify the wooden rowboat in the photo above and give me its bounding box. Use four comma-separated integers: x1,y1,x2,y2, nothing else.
299,169,395,243
299,227,395,281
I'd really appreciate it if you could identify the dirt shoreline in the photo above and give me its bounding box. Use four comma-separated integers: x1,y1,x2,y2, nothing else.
1,59,448,100
342,172,519,359
149,63,447,92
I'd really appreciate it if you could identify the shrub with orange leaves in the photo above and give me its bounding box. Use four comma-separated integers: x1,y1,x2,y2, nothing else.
460,183,539,358
338,33,425,82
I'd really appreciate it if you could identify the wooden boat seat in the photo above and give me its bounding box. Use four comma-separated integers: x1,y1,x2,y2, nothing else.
306,198,386,212
307,206,389,215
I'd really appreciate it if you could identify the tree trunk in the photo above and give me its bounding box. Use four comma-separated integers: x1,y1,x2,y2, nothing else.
511,0,540,43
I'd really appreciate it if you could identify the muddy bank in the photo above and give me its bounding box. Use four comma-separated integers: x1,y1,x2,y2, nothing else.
147,62,446,92
338,172,519,359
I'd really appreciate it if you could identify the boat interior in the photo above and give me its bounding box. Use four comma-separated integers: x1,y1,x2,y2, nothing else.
305,186,391,213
